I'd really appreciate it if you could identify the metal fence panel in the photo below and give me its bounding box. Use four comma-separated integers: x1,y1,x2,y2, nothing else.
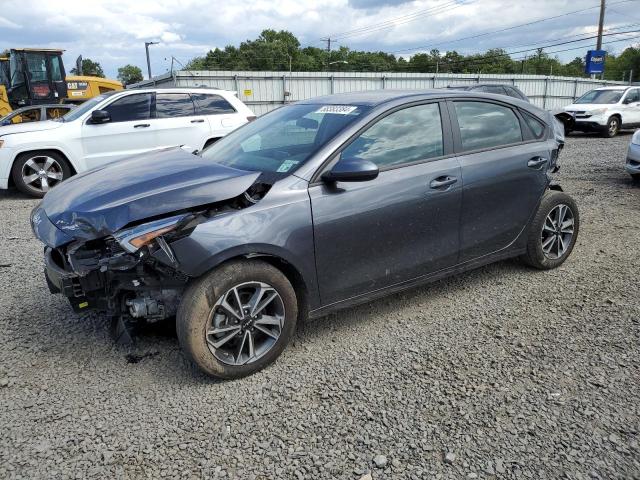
133,71,624,114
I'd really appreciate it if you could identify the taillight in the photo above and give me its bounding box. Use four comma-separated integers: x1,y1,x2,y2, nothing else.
246,115,257,122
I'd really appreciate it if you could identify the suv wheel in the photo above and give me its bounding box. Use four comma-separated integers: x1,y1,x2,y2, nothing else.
603,116,620,138
12,151,71,198
521,191,580,270
177,260,298,379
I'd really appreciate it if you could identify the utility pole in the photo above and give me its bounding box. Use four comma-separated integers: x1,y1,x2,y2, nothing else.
145,41,159,80
596,0,606,51
322,37,332,70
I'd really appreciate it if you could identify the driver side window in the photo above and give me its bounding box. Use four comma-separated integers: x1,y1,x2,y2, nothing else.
341,103,444,168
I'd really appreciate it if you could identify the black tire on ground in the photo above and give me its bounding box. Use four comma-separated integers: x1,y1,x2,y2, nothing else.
602,116,620,138
631,174,640,183
11,150,71,198
520,191,580,270
177,260,298,379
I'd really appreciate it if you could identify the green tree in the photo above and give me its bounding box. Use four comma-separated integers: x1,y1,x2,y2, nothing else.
70,58,105,78
117,64,144,85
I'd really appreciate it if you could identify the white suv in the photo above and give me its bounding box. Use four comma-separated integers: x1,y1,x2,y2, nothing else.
0,88,255,197
561,86,640,138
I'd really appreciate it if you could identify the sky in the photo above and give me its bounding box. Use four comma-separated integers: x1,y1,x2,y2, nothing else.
0,0,639,79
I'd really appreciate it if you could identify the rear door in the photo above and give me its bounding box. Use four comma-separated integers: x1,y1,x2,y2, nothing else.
192,93,245,139
450,100,549,262
153,92,210,150
81,92,155,169
310,101,462,305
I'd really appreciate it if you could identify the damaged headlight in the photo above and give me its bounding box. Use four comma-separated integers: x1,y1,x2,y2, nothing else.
114,214,187,253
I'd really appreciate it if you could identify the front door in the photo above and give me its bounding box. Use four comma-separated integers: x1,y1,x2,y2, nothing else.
621,88,640,126
310,102,462,306
81,92,157,169
450,100,550,261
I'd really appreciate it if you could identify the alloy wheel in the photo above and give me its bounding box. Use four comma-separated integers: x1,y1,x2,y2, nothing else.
21,156,63,193
541,204,574,259
609,118,619,136
206,281,285,366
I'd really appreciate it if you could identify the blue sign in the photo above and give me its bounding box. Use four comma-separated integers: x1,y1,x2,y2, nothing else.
585,50,606,74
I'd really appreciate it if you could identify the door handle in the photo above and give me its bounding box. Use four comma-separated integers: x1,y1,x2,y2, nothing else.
133,123,150,128
190,119,205,123
429,176,458,189
527,156,548,168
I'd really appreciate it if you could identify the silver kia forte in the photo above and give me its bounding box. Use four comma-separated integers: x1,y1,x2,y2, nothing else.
32,90,578,379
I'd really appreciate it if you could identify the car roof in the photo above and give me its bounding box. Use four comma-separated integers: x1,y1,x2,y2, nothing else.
447,84,519,89
592,86,630,91
297,89,525,107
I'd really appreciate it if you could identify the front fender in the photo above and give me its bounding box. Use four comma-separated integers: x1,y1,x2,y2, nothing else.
160,184,321,310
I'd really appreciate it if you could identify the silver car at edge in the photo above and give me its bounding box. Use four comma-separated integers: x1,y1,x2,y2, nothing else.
626,129,640,181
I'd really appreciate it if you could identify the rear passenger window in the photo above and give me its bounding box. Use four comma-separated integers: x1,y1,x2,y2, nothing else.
506,86,525,100
341,103,443,168
483,86,507,95
192,93,236,115
104,93,152,122
155,93,195,118
454,101,522,151
522,112,546,139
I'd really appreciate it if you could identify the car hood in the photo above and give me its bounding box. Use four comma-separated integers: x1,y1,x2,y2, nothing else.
0,119,63,136
38,147,260,244
563,103,613,112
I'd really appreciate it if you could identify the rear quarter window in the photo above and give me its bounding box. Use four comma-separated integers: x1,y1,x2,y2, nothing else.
192,93,236,115
522,112,546,140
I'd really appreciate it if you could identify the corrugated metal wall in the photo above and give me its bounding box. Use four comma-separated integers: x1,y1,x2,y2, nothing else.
133,71,625,116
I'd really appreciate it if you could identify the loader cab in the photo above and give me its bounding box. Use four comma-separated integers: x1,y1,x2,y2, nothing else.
8,49,68,108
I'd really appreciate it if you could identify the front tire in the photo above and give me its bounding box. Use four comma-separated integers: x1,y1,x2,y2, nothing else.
177,260,298,379
602,116,620,138
11,151,71,198
631,174,640,184
521,191,579,270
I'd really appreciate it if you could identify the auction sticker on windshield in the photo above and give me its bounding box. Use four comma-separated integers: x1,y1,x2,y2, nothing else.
315,105,358,115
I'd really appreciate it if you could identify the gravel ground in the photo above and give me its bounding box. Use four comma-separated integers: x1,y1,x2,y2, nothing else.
1,132,639,480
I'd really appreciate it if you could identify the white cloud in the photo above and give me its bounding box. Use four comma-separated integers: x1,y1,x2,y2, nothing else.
0,0,637,78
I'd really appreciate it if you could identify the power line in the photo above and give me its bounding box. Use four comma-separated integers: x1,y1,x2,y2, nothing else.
388,0,639,54
329,1,468,41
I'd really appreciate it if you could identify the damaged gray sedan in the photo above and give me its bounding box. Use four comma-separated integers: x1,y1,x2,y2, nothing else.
31,90,578,379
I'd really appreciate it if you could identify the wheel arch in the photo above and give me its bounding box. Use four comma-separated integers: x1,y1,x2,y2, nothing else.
188,248,313,320
8,148,77,188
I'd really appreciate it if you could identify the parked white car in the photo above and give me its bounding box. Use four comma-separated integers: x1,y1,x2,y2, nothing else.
0,88,255,197
560,86,640,138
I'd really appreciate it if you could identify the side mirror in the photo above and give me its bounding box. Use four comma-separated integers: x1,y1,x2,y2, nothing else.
322,157,379,183
90,109,111,124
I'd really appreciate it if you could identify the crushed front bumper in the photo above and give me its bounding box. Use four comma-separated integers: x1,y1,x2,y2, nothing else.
44,247,93,313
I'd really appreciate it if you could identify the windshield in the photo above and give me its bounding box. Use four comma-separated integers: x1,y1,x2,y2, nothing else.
59,94,109,122
575,89,623,104
200,103,370,175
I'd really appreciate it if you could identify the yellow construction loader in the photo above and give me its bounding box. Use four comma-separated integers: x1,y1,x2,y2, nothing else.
0,48,123,122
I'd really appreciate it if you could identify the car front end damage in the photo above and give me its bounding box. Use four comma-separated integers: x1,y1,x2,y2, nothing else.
30,147,273,332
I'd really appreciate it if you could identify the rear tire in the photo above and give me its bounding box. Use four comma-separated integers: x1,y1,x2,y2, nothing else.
602,116,620,138
11,151,71,198
177,260,298,379
631,174,640,183
520,191,579,270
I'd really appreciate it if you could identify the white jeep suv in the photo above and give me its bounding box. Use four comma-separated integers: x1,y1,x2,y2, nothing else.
561,86,640,138
0,88,255,197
